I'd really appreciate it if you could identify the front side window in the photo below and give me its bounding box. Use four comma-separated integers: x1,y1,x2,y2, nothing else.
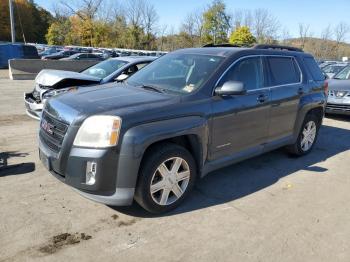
218,57,263,91
267,57,301,86
127,54,224,94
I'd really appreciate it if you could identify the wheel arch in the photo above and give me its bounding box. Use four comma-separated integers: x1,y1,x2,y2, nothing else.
293,103,325,142
116,116,208,189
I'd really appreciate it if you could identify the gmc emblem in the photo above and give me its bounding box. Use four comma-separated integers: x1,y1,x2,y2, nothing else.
41,119,54,135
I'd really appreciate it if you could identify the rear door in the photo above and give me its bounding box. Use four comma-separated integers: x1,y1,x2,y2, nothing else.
265,56,303,142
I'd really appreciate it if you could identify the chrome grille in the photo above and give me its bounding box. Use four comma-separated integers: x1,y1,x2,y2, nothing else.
39,111,69,153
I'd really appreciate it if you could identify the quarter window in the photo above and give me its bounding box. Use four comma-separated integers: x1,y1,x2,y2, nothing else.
219,57,263,91
267,57,301,86
303,57,325,81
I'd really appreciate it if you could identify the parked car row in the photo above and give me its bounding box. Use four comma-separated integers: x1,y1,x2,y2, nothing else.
34,44,168,60
29,44,330,213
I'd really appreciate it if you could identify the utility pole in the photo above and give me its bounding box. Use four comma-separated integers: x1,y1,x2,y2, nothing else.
9,0,15,43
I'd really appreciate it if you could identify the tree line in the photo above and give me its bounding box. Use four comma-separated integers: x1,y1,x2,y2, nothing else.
1,0,349,59
0,0,52,44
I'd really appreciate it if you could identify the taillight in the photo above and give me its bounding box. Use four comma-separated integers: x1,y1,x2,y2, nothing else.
324,80,329,96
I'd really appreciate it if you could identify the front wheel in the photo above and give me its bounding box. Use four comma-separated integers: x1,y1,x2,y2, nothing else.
135,143,197,214
286,114,320,156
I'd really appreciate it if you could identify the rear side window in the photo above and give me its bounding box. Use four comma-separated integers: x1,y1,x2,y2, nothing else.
267,57,301,86
303,57,325,81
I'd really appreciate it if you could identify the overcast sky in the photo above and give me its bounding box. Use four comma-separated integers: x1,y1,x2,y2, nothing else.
35,0,350,42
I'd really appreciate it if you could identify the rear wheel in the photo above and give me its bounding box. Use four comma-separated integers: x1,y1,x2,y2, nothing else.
286,113,320,156
135,143,197,214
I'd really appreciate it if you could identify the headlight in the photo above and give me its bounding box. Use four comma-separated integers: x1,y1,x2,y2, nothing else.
73,116,122,148
42,88,69,99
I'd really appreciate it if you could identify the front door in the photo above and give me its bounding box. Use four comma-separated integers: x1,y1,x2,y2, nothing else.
210,56,271,160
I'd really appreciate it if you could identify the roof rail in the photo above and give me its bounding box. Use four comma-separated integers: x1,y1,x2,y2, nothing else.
253,44,303,52
202,43,248,48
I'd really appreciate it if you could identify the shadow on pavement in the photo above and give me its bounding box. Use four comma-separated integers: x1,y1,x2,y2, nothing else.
111,124,350,218
325,114,350,122
0,151,35,177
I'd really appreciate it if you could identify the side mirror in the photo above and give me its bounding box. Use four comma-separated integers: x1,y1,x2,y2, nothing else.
215,81,246,96
116,73,129,82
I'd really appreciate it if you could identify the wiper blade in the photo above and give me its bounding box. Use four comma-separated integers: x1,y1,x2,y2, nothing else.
138,84,165,93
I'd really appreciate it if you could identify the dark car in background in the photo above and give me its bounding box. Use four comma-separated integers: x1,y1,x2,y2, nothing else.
37,44,327,213
42,50,78,60
60,53,104,61
38,47,59,58
24,56,157,119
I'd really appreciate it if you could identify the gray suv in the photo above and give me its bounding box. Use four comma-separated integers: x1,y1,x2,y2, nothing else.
38,45,327,213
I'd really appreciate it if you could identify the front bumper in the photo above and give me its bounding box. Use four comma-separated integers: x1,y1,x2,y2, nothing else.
39,137,135,206
74,188,135,206
24,92,43,120
326,102,350,115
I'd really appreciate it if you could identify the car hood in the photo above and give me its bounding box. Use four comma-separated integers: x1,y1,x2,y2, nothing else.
45,83,178,124
328,79,350,91
35,69,101,87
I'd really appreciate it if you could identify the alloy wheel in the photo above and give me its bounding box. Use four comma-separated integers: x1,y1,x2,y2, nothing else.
150,157,191,206
301,121,317,151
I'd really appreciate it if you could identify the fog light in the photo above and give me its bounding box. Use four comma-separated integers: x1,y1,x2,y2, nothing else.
86,161,97,185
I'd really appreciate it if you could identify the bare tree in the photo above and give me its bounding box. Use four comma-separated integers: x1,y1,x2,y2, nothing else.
125,0,144,28
60,0,103,20
334,22,349,58
157,24,168,50
142,1,159,39
251,9,280,43
232,9,243,30
298,23,311,49
232,9,253,31
193,9,204,44
181,12,198,47
335,22,349,44
281,27,291,44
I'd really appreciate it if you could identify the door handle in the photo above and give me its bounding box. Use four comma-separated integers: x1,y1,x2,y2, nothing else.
257,94,267,103
298,87,304,95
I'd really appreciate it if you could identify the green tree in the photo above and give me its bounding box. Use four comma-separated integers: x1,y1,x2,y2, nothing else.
45,19,71,45
202,0,231,45
229,26,256,46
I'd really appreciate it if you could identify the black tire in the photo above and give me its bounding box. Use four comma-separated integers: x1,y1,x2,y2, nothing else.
286,113,321,156
134,143,197,214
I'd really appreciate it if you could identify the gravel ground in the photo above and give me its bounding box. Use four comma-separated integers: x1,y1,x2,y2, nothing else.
1,69,350,262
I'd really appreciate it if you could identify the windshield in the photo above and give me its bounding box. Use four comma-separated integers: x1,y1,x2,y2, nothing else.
126,53,224,94
334,66,350,80
82,59,128,79
323,65,346,74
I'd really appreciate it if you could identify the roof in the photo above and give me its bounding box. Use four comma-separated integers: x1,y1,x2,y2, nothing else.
112,56,158,63
171,44,311,58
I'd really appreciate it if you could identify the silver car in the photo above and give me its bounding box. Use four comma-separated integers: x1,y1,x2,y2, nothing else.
24,56,157,120
322,63,349,79
326,65,350,115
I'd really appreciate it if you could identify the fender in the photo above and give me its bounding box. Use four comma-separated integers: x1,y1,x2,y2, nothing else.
115,116,209,188
293,91,326,142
